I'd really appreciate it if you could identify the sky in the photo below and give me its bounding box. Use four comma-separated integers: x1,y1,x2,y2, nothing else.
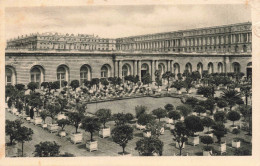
5,4,251,40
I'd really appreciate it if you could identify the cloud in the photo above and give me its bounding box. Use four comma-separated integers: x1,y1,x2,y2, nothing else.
5,5,251,39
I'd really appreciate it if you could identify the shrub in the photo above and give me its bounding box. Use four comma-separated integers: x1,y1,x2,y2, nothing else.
34,141,61,157
152,108,167,122
201,136,214,147
27,82,38,92
164,104,174,112
137,114,155,126
168,111,181,124
135,137,164,156
184,115,204,136
197,86,213,98
214,111,226,123
135,105,147,119
227,111,241,126
70,80,80,91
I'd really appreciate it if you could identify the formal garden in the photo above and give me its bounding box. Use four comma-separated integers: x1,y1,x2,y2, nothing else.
5,69,252,157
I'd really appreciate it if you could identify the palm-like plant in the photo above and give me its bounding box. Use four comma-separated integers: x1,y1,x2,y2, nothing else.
240,85,252,106
221,89,241,111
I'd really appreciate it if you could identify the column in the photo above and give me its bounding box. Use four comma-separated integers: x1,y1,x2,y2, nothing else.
170,60,173,73
224,56,231,73
138,60,142,79
167,60,170,71
155,60,158,70
114,60,118,77
118,60,122,78
151,60,155,82
133,60,137,76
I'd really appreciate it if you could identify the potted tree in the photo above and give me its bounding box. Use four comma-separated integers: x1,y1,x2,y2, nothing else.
95,108,112,138
137,114,155,137
162,71,175,91
112,124,133,156
184,77,194,94
81,116,100,152
172,80,184,94
231,128,241,148
47,103,60,133
16,126,33,157
184,115,204,146
227,110,241,129
200,136,214,156
68,112,83,144
217,99,228,111
171,122,189,156
193,105,206,117
39,110,49,128
152,108,167,122
201,117,215,137
135,137,164,156
212,122,227,154
57,119,70,137
34,141,61,157
168,111,181,129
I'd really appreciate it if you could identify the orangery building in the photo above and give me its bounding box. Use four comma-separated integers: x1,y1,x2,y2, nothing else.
5,22,252,87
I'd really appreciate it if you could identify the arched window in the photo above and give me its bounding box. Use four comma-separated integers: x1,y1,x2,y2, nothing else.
233,62,240,73
197,63,203,75
6,68,13,85
57,66,67,87
141,63,149,78
173,63,180,75
122,64,131,78
208,63,214,74
218,62,223,73
158,63,165,77
101,66,108,78
185,63,192,73
80,66,89,84
30,67,42,88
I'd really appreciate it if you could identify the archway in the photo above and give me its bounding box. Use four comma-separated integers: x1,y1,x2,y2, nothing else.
158,63,166,78
30,65,45,88
80,65,92,85
5,66,16,85
247,62,252,78
218,62,224,73
141,63,149,78
173,63,180,76
101,64,112,78
57,65,69,87
197,63,203,75
185,63,192,73
232,62,240,74
122,63,131,78
208,62,214,74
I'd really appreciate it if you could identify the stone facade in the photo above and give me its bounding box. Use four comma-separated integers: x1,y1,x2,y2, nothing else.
5,22,252,86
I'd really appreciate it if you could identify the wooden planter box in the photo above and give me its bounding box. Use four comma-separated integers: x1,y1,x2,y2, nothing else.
232,140,241,148
26,117,31,121
167,118,174,124
175,142,185,149
42,123,48,128
47,124,59,133
201,113,207,117
170,124,175,130
86,141,98,152
143,131,152,138
205,133,213,138
71,133,83,144
57,114,67,120
203,150,212,156
136,123,146,130
34,117,42,125
99,127,111,138
180,116,184,121
218,142,226,154
15,112,20,116
59,130,66,137
189,136,200,146
12,108,18,115
177,90,182,95
160,127,165,135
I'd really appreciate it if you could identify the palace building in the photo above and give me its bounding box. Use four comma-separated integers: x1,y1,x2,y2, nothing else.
5,22,252,87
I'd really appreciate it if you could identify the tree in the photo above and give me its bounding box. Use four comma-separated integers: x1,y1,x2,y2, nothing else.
164,104,174,112
15,84,25,91
168,111,181,124
47,102,61,124
162,71,174,91
135,105,147,119
112,125,133,155
95,108,111,128
152,108,167,122
217,99,228,109
40,110,49,124
70,80,80,91
135,137,164,156
5,119,23,145
68,112,83,133
113,113,134,126
100,78,109,89
137,114,155,126
84,80,92,89
171,80,184,91
41,82,49,89
202,98,215,115
221,89,241,111
227,111,241,126
183,77,194,93
34,141,61,157
240,85,251,106
141,73,152,86
197,86,214,98
154,70,162,88
28,92,43,116
214,111,226,123
27,82,38,92
201,136,214,152
57,119,70,131
212,122,227,143
193,105,206,116
191,71,201,82
201,117,215,132
51,81,60,91
91,78,100,91
171,122,190,156
184,97,199,108
176,104,192,117
16,126,33,157
184,115,204,136
56,96,68,114
81,116,100,142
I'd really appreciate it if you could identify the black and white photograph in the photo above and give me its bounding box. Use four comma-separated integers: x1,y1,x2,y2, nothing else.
2,0,256,161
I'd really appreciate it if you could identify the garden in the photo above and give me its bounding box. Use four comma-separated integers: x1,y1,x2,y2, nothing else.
5,69,252,156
